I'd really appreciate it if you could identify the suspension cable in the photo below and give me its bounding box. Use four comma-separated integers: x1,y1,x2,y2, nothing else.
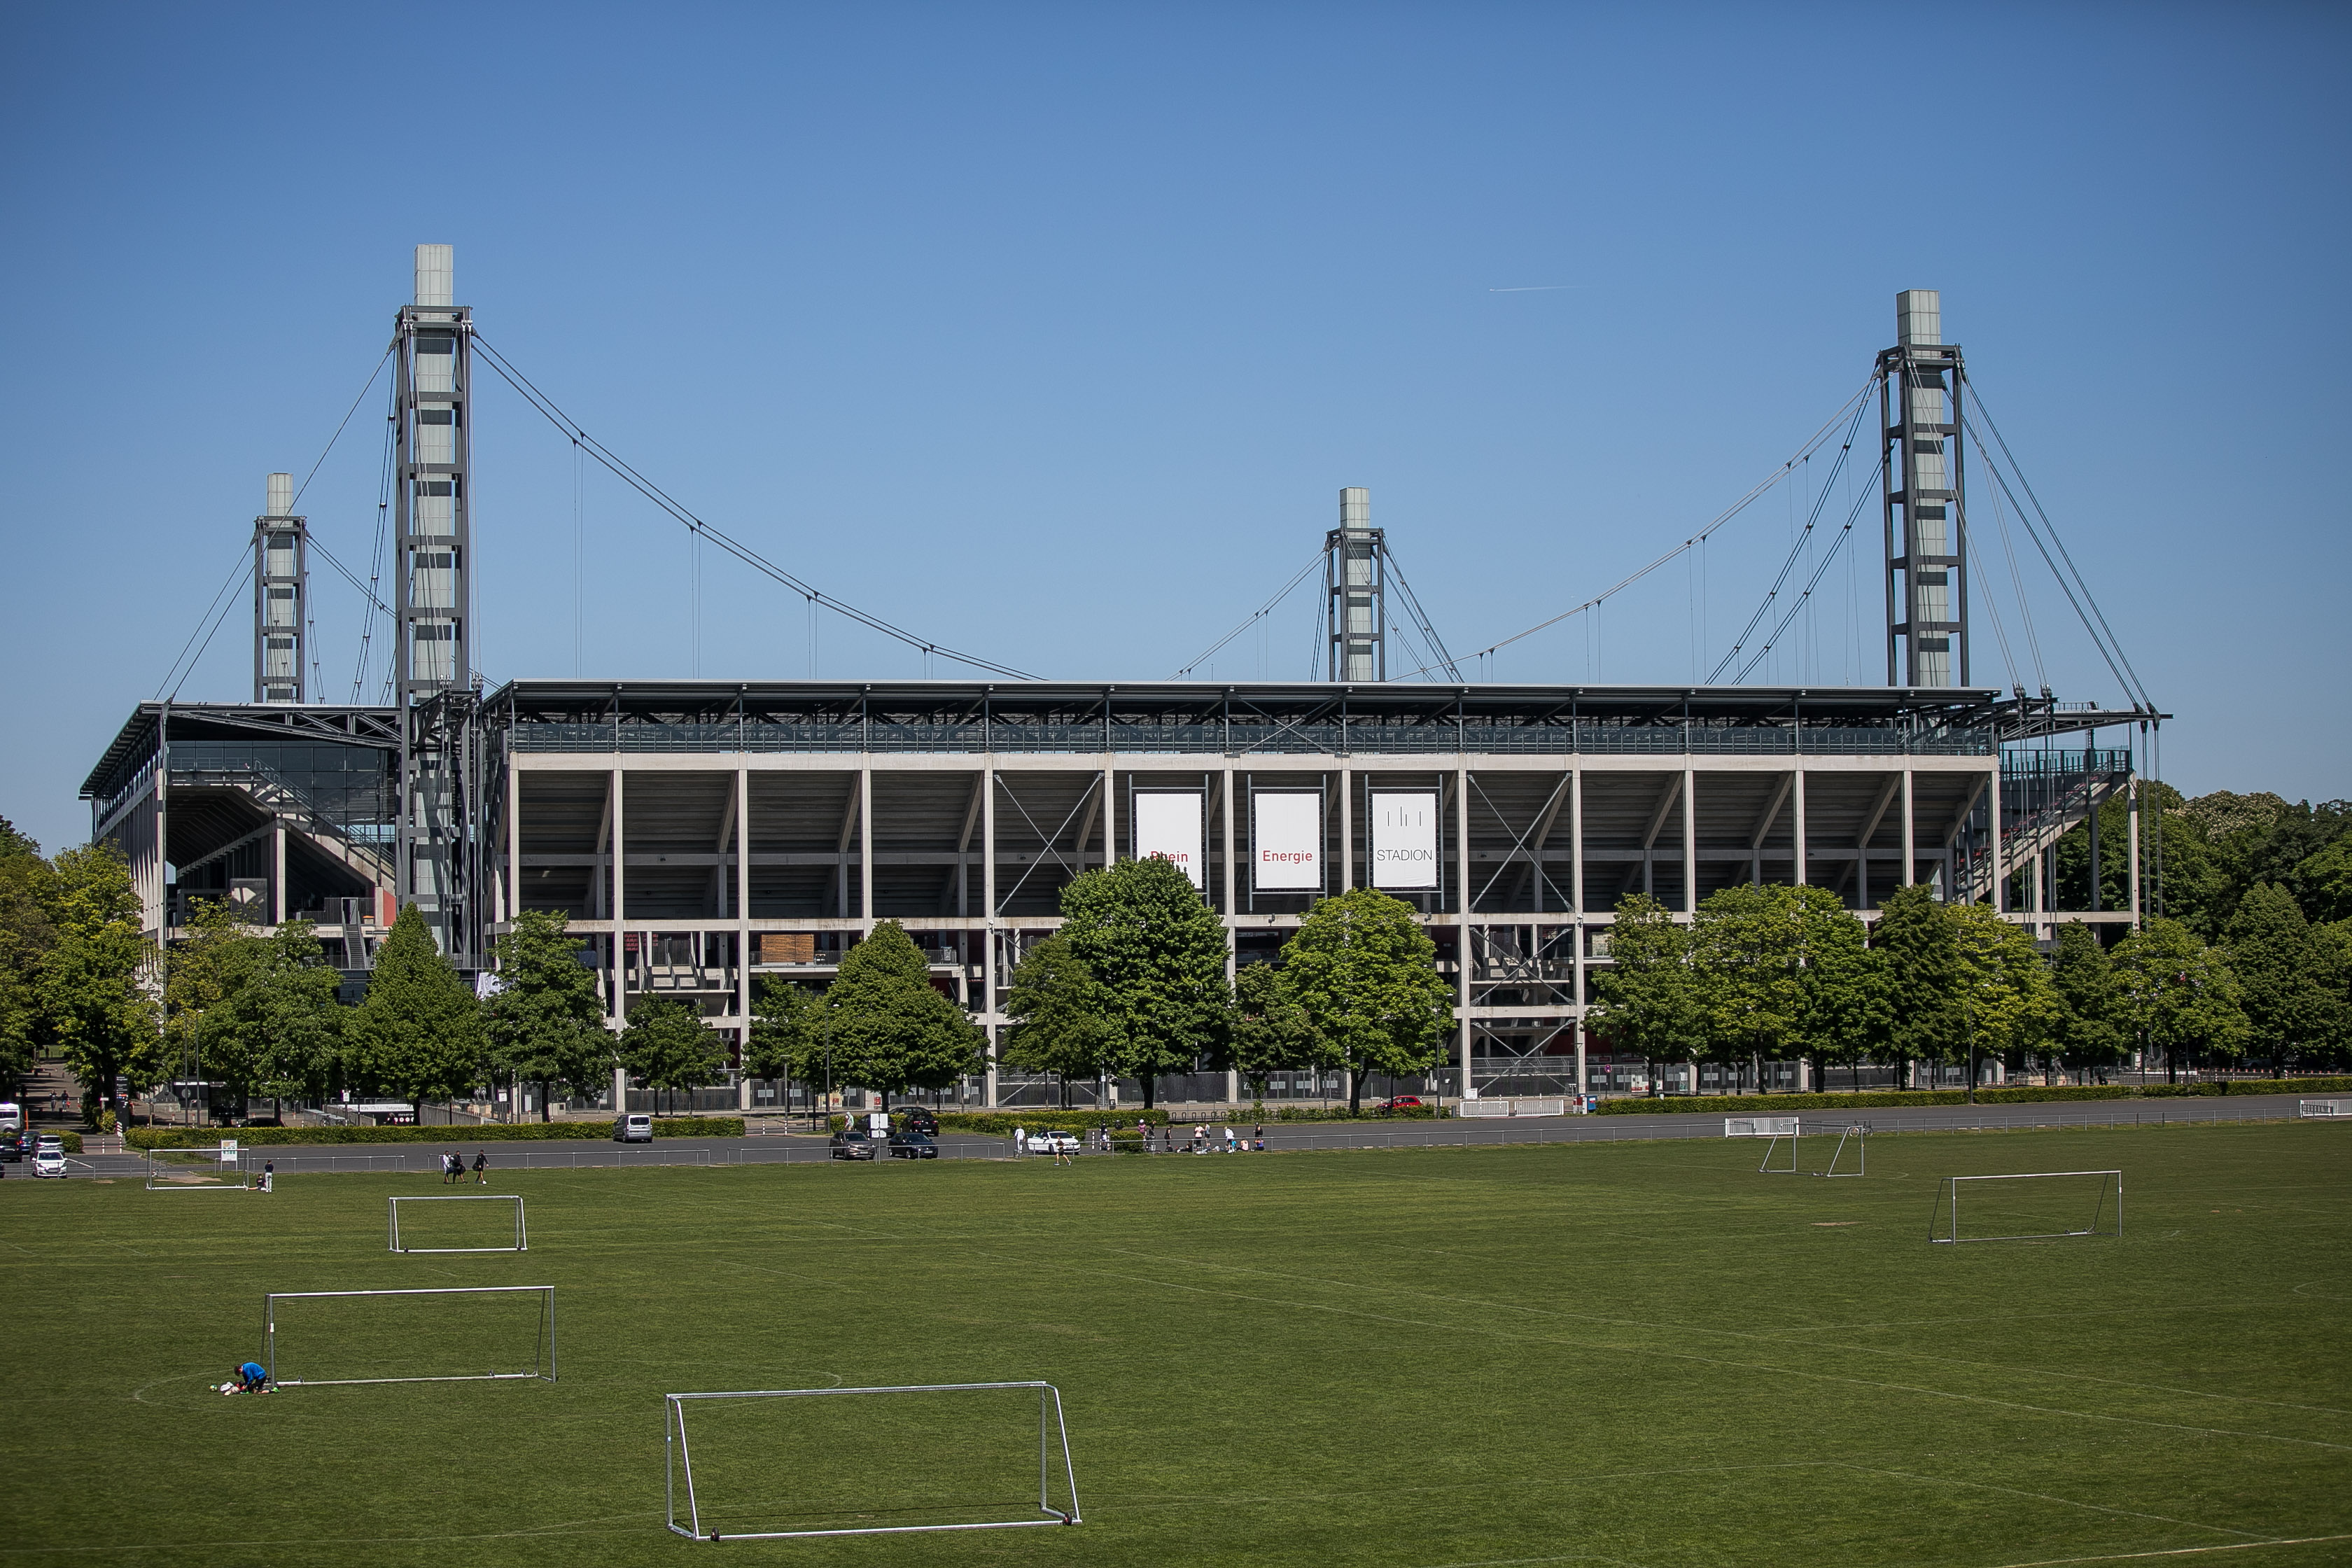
1705,400,1870,681
470,332,1041,681
1172,552,1322,678
1388,372,1879,682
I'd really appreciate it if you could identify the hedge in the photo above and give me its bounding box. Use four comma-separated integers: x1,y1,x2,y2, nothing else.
825,1110,1170,1136
1592,1079,2352,1116
125,1116,744,1150
1271,1105,1447,1122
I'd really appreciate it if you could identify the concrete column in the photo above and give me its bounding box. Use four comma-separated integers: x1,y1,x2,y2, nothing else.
1900,769,1915,890
1568,769,1583,914
1104,764,1116,872
272,820,287,925
1455,766,1472,1100
1791,766,1808,886
735,765,751,1051
1339,766,1354,890
506,757,522,932
1989,763,2005,912
2127,776,2141,928
1222,766,1240,1107
610,766,626,1023
1680,767,1698,913
858,766,875,932
982,764,998,1107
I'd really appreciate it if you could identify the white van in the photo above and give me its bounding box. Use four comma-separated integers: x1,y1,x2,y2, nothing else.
0,1102,21,1138
613,1113,654,1144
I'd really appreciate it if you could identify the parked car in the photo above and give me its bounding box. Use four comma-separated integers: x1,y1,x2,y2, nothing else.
1380,1096,1426,1111
895,1107,939,1136
829,1128,876,1161
1023,1130,1080,1154
32,1145,67,1178
0,1134,22,1163
886,1130,939,1160
613,1113,654,1144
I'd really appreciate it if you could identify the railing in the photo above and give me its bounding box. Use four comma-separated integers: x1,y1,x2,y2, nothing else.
507,721,1997,758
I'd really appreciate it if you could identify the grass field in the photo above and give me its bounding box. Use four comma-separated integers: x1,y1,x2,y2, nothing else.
3,1121,2348,1567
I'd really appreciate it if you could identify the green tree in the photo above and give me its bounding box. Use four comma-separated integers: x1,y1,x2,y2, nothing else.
38,844,160,1120
2225,882,2348,1074
346,902,488,1120
619,997,726,1114
824,921,984,1108
1000,934,1109,1108
0,821,54,1092
1949,903,2059,1089
1280,888,1453,1112
2047,922,2124,1080
747,975,825,1110
2291,835,2352,926
486,910,612,1120
1231,960,1317,1100
211,919,347,1116
163,899,270,1118
1056,857,1232,1110
2113,916,2249,1079
1788,888,1887,1093
1588,894,1708,1094
1875,885,1962,1086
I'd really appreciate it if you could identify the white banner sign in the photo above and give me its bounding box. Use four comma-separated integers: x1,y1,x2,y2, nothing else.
1252,792,1323,891
1133,792,1204,888
1371,791,1440,890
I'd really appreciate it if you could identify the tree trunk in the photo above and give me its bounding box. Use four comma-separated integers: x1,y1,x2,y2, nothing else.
539,1078,553,1122
1140,1074,1156,1110
1347,1064,1360,1115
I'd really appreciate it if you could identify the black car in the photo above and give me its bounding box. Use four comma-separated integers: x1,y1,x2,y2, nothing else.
828,1129,876,1161
886,1130,939,1160
0,1134,20,1163
895,1108,939,1137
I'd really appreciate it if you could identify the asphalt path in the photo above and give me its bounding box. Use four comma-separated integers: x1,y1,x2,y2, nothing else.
35,1092,2337,1181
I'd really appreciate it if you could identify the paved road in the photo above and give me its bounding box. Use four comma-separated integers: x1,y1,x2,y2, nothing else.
40,1092,2336,1180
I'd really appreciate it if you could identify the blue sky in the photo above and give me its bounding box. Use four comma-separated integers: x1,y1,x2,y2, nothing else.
4,2,2345,852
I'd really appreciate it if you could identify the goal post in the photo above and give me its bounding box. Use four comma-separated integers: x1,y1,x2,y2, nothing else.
1724,1116,1798,1173
388,1194,528,1253
1812,1122,1870,1178
263,1286,556,1386
663,1382,1082,1541
146,1145,246,1191
1929,1170,2122,1244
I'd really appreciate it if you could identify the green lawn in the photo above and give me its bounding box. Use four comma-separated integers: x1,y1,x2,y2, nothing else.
4,1122,2349,1567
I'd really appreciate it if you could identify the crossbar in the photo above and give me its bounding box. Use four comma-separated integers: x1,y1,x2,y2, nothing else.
388,1194,528,1253
1930,1170,2122,1244
664,1381,1081,1541
265,1286,556,1385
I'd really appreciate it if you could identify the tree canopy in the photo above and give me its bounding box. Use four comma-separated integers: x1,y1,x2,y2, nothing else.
619,997,727,1112
2113,916,2249,1075
346,902,487,1116
1280,888,1454,1112
1000,934,1110,1107
486,910,612,1119
1056,857,1231,1109
822,921,984,1105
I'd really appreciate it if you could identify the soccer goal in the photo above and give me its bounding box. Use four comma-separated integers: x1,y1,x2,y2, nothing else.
1812,1121,1870,1178
663,1382,1082,1541
1929,1171,2122,1244
388,1194,528,1253
146,1145,244,1191
1724,1116,1799,1173
2300,1100,2351,1119
264,1286,556,1386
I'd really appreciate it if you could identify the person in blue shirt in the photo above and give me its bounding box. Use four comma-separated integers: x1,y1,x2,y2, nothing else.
235,1362,269,1393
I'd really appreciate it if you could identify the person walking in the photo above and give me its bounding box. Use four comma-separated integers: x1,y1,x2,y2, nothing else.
472,1149,488,1184
1254,1124,1264,1151
1011,1124,1024,1158
1054,1134,1072,1168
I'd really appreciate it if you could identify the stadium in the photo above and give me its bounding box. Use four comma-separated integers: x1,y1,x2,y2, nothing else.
78,248,2160,1115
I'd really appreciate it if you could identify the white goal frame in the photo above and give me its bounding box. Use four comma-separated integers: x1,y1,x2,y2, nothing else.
388,1194,528,1253
145,1146,246,1191
663,1381,1082,1541
263,1285,557,1385
1724,1116,1798,1173
1812,1122,1870,1178
1930,1170,2122,1244
2300,1100,2351,1119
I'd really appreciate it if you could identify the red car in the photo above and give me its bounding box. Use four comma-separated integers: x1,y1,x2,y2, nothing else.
1379,1096,1426,1111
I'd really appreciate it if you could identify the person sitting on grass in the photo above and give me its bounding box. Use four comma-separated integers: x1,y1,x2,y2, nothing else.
235,1361,269,1393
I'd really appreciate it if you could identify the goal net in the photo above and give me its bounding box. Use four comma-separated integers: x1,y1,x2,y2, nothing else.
388,1194,528,1253
664,1382,1082,1541
1930,1170,2122,1244
264,1286,556,1386
146,1146,245,1190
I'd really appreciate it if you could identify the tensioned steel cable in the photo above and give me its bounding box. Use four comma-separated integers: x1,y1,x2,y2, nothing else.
1728,459,1885,683
470,332,1041,681
1172,552,1322,678
155,541,256,699
1387,372,1880,682
1705,398,1871,682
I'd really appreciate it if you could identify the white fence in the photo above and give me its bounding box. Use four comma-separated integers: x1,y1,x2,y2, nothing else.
1460,1098,1567,1119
